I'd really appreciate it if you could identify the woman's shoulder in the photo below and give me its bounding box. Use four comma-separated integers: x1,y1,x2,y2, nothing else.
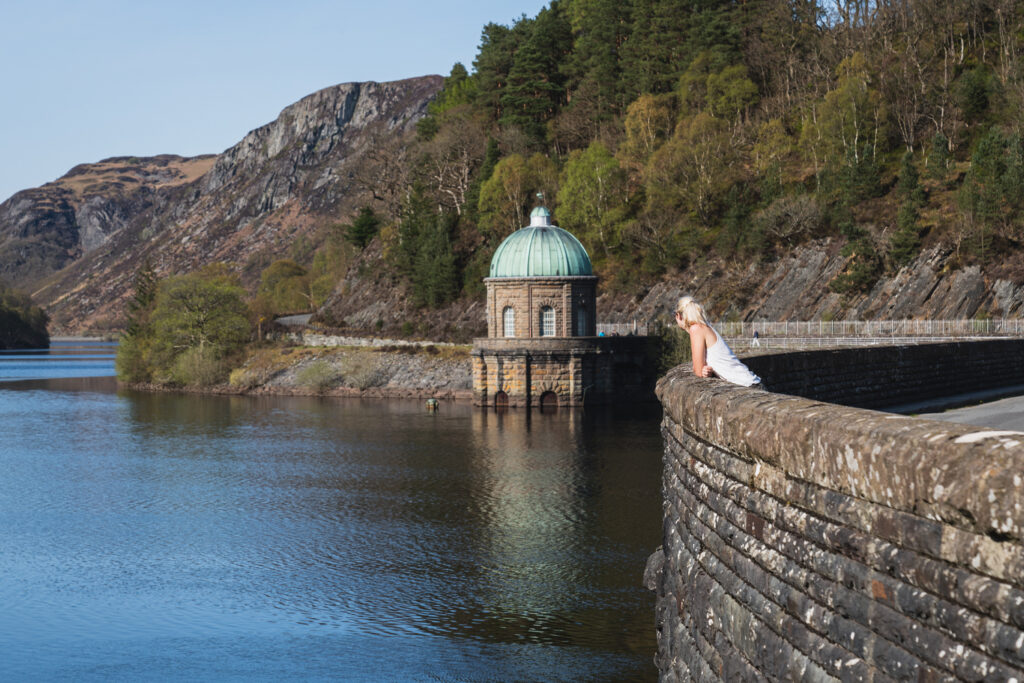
689,322,714,339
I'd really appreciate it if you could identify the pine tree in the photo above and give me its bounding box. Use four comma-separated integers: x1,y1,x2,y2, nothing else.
124,259,158,339
499,3,573,140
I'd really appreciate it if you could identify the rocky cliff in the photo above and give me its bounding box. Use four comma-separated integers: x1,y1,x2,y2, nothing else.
595,240,1024,327
9,76,441,333
0,155,215,287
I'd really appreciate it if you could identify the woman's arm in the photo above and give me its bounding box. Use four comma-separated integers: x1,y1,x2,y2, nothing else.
689,324,710,377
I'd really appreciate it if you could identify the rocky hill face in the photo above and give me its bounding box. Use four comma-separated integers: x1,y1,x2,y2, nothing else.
13,76,441,332
7,71,1024,337
313,235,1024,343
0,155,215,287
596,240,1024,326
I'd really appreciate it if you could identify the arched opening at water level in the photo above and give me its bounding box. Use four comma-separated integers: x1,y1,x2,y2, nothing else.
539,391,559,412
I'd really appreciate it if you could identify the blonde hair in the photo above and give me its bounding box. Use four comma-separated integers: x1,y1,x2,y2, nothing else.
676,296,710,327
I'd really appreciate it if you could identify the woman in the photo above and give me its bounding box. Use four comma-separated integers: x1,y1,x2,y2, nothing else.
675,296,762,388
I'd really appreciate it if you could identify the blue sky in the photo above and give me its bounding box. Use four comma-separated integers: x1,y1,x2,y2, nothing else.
0,0,547,202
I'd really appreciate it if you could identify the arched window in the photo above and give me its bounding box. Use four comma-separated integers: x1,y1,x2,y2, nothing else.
540,306,555,337
576,306,588,336
503,307,515,337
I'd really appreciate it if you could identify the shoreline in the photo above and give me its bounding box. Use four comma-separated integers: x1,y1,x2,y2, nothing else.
121,380,473,401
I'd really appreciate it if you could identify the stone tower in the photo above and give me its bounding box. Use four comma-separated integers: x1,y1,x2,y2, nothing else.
471,205,652,408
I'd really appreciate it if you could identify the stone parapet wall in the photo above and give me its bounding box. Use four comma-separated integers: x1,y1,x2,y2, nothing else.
744,339,1024,409
649,355,1024,680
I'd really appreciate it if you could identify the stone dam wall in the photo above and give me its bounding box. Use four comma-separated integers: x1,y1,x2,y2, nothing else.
647,341,1024,681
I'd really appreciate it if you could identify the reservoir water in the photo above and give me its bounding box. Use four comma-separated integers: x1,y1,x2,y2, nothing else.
0,342,662,681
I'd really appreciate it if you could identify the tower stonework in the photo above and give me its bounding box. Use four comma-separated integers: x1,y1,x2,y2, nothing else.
471,207,652,408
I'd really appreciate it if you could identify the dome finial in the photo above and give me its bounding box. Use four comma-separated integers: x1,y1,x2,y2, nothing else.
529,194,552,227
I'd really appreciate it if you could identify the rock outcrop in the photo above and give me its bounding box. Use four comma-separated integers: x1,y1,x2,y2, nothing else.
8,76,442,333
0,155,215,286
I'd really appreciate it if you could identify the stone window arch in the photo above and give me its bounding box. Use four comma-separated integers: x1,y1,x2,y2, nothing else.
540,306,555,337
503,306,515,337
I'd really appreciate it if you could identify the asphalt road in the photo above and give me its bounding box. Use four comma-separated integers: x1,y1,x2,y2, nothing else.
919,392,1024,431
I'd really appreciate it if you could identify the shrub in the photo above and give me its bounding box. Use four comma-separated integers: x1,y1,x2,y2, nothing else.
339,352,384,390
171,346,226,387
754,194,823,246
296,360,339,392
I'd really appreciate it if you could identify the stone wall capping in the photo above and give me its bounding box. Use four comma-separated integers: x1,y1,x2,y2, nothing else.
656,368,1024,547
652,341,1024,680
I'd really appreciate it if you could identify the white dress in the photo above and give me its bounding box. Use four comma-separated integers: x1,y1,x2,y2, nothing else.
705,326,761,387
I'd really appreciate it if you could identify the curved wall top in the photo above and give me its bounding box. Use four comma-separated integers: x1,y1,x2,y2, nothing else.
650,341,1024,681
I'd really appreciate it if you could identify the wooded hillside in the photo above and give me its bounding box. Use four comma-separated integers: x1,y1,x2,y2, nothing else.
356,0,1024,305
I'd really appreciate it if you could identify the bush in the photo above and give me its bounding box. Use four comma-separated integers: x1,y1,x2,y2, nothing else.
754,194,823,246
339,352,384,390
171,346,227,387
655,318,692,377
114,334,153,383
296,360,340,392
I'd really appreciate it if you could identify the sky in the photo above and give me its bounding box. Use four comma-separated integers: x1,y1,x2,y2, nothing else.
0,0,548,203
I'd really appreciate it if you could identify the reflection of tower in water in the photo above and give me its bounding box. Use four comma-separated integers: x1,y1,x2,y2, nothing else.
467,409,593,640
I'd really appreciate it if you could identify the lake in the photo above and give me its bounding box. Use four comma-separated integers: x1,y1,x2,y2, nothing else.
0,342,663,681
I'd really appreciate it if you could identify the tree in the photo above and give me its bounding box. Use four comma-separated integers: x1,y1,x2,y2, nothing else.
499,3,573,140
478,153,559,238
618,93,676,176
412,213,460,308
152,268,250,353
0,282,48,349
556,141,627,256
258,259,310,313
344,206,382,248
645,111,734,226
124,259,158,339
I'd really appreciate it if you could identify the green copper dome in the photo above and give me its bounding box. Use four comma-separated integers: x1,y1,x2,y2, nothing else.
489,211,593,278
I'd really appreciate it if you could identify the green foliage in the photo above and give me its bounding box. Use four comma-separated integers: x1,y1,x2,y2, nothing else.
889,152,926,269
124,259,157,339
412,213,459,308
257,259,310,314
889,202,923,269
897,151,925,207
296,359,339,392
390,188,461,308
0,282,49,349
498,4,572,141
706,64,758,119
926,132,951,180
477,153,558,238
114,333,153,383
418,63,478,140
958,129,1024,258
829,222,882,294
344,206,382,249
556,141,627,256
116,264,251,385
170,346,227,387
957,67,992,123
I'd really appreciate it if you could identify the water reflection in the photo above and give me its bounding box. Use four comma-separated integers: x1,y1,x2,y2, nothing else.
1,355,662,680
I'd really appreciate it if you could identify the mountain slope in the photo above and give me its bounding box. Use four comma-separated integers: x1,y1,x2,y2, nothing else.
21,75,442,333
0,155,215,286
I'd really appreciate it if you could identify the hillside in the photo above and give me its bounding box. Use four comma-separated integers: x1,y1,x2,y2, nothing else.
8,76,441,333
0,155,215,287
7,1,1024,337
